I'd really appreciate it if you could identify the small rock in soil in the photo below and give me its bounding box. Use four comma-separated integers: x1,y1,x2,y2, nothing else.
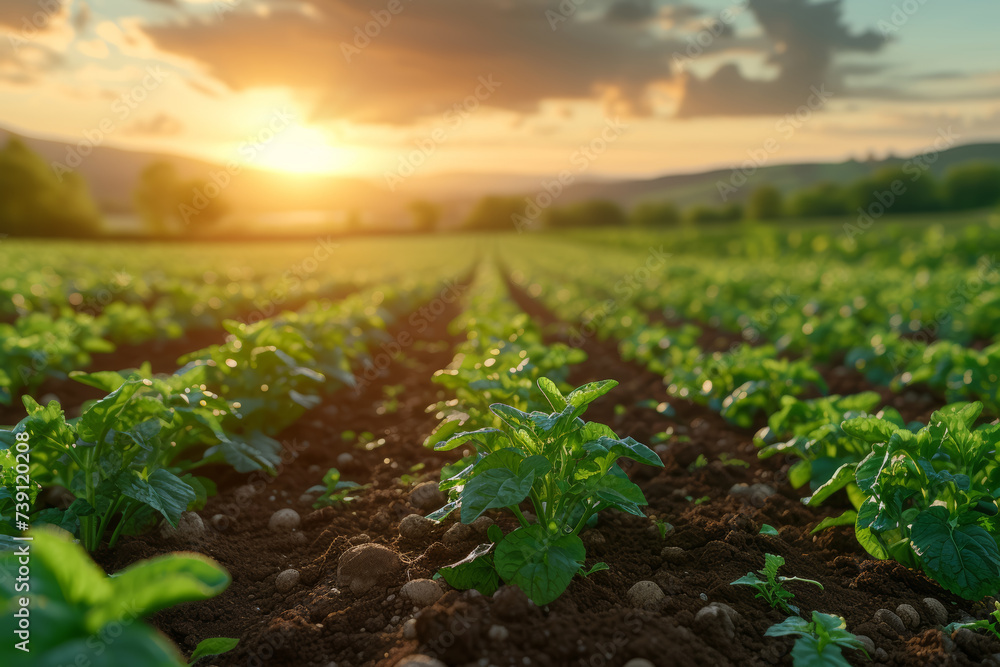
162,512,205,541
924,598,949,626
873,608,906,635
896,603,920,629
399,514,435,540
442,522,472,545
874,648,888,662
729,483,776,507
275,569,300,593
402,618,417,639
488,625,509,641
336,453,354,468
348,533,371,545
626,581,664,610
290,532,307,545
623,660,655,667
855,635,876,655
582,529,606,548
400,579,442,607
694,603,736,640
268,509,301,532
298,493,316,505
470,516,494,535
210,514,229,531
661,546,685,562
337,543,403,595
409,482,446,510
394,655,446,667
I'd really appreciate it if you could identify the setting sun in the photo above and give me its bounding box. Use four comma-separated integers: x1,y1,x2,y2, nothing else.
251,125,358,175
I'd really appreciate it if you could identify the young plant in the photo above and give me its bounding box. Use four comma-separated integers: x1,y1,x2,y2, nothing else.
433,378,663,605
0,526,235,667
944,601,1000,639
805,402,1000,600
306,468,366,508
765,611,869,667
731,553,824,614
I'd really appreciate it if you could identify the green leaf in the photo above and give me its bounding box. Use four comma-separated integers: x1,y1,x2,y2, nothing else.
565,380,618,411
91,553,231,632
537,377,568,412
70,370,130,393
804,463,857,507
189,637,239,663
115,468,197,528
910,506,1000,600
760,524,779,536
435,428,510,453
78,381,141,443
494,524,585,605
842,416,900,444
438,543,499,596
460,468,535,523
811,510,858,534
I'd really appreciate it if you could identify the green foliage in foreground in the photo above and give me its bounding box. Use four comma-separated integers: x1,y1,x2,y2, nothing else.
766,611,868,667
806,402,1000,600
433,378,663,605
0,527,235,667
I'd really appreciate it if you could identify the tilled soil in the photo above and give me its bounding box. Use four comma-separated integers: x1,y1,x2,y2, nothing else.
90,284,1000,667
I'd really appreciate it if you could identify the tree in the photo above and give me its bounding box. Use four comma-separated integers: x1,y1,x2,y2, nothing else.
944,163,1000,210
408,199,441,232
135,161,229,234
545,200,627,228
787,182,850,218
849,166,942,214
632,201,680,227
465,196,526,231
747,185,784,221
0,137,102,237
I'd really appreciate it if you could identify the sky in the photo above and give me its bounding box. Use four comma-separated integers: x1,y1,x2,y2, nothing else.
1,0,999,180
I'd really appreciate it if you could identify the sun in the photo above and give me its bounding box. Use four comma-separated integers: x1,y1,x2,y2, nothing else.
253,125,358,175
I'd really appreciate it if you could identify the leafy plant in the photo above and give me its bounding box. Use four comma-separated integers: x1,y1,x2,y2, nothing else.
805,402,1000,600
944,601,1000,639
731,553,824,614
0,526,234,667
306,468,366,508
433,378,663,605
0,365,279,550
765,611,869,667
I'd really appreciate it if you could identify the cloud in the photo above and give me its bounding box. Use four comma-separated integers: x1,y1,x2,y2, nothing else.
136,0,892,125
125,112,184,136
140,0,689,124
677,0,888,117
0,0,65,31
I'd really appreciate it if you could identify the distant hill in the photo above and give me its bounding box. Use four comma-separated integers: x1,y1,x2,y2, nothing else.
553,143,1000,209
3,126,1000,226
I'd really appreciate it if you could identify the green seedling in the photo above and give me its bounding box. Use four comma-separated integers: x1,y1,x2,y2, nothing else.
766,611,869,667
432,378,663,605
307,468,366,508
944,601,1000,639
731,553,823,614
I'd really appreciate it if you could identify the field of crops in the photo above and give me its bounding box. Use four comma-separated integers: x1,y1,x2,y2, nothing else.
3,217,1000,667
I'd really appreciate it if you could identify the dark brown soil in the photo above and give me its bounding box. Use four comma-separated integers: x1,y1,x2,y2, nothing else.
87,277,1000,667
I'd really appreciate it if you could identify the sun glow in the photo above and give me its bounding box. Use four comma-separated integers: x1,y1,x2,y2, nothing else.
252,125,359,175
